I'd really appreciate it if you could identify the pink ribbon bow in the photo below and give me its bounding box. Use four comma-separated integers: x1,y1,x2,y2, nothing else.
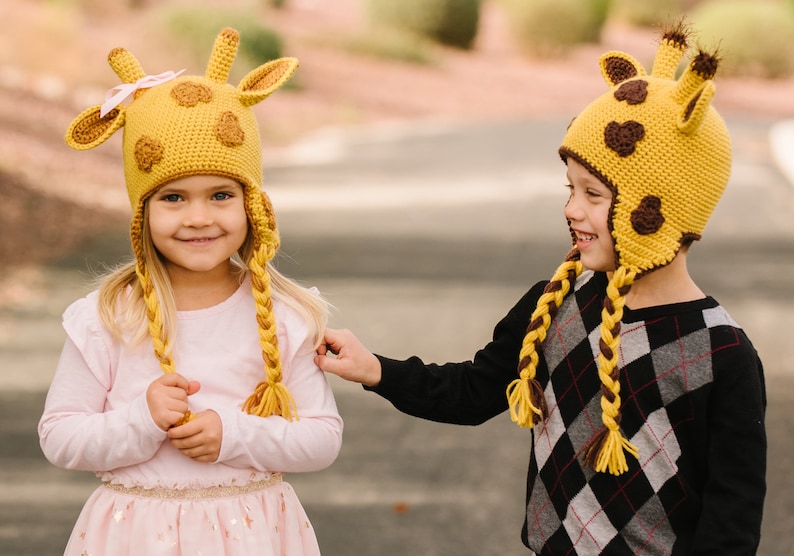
100,69,186,117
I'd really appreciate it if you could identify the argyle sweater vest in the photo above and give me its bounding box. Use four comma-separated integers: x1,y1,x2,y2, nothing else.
524,270,765,555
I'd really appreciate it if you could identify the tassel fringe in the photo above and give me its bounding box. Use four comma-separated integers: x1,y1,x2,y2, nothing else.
582,427,639,476
243,380,298,420
506,377,547,428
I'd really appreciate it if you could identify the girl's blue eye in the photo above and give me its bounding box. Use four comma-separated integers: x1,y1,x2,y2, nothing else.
213,192,232,201
163,194,181,202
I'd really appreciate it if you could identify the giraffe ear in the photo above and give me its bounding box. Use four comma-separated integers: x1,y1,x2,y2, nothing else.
238,57,299,107
65,105,126,150
599,51,647,87
678,80,715,135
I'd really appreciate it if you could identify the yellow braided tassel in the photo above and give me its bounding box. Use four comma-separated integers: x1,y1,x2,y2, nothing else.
584,266,638,475
243,240,298,420
243,380,296,420
507,253,583,428
136,261,195,424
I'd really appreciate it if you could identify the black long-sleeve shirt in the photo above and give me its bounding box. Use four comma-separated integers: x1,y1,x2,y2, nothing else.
370,271,766,555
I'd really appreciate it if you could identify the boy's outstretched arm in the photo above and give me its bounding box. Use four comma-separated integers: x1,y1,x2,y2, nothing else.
315,328,382,387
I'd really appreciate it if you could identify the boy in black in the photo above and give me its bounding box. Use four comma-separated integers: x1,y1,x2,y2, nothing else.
316,23,766,555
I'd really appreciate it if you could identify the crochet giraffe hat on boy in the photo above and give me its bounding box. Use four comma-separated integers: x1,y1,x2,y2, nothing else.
65,28,300,421
507,22,732,475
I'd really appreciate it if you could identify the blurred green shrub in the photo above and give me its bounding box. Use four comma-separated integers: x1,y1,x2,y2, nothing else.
610,0,687,27
502,0,611,57
692,0,794,78
163,8,284,80
366,0,480,50
331,28,436,64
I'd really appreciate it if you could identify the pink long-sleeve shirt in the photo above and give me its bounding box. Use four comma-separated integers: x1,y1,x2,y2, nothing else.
39,282,343,489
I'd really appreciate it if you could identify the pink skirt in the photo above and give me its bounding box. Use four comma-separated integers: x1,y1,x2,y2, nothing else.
63,474,321,556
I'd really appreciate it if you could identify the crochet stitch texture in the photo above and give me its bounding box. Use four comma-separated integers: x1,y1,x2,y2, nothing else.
64,28,301,421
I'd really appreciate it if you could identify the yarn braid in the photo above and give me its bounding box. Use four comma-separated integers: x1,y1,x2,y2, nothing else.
581,265,639,475
241,192,298,420
507,249,583,427
132,211,195,425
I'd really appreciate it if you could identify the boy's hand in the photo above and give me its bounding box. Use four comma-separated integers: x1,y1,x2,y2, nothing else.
146,374,201,431
315,328,382,387
168,410,222,463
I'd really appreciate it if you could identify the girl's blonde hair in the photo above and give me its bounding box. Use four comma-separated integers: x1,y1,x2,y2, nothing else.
96,207,330,398
65,27,311,423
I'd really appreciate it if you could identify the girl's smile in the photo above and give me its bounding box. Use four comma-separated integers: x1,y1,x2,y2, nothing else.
147,175,249,282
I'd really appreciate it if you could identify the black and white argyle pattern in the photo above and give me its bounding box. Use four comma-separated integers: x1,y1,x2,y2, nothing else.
523,270,754,555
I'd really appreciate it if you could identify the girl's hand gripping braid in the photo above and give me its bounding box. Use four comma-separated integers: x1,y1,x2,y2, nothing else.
168,410,223,463
146,373,201,431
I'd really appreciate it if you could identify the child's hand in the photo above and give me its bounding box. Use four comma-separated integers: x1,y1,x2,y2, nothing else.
168,410,222,463
146,374,201,431
314,328,382,387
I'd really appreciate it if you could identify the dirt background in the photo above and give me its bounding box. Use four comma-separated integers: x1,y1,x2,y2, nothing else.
1,0,793,273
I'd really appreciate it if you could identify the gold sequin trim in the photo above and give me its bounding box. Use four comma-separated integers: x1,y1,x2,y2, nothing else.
104,474,282,500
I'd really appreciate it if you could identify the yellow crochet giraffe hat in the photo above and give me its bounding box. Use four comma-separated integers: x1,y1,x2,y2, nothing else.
507,22,732,475
65,28,301,421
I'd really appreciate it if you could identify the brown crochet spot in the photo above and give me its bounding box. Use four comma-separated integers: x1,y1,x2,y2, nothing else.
604,121,645,157
170,82,213,107
135,135,164,172
614,80,648,105
603,56,639,84
631,195,665,235
215,111,245,147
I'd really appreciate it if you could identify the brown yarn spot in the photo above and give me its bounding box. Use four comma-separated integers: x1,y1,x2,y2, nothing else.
631,195,665,235
691,50,719,80
604,121,645,157
170,82,213,107
614,80,648,105
216,111,245,147
603,56,639,84
135,136,164,172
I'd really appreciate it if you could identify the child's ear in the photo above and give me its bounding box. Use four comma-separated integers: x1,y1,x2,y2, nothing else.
65,106,126,150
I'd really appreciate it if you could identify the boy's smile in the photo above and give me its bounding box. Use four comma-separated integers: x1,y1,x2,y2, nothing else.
563,158,615,272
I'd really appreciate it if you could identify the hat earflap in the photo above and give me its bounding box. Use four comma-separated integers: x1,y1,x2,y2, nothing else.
241,189,298,420
581,265,639,475
507,249,583,427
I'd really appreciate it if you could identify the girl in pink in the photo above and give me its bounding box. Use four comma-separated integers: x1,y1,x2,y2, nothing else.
38,28,343,556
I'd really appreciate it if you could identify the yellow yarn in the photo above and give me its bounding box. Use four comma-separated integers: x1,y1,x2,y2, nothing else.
587,266,638,475
64,28,300,422
508,23,732,475
507,251,583,428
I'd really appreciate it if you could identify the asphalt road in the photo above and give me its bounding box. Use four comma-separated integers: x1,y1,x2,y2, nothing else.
1,116,793,555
